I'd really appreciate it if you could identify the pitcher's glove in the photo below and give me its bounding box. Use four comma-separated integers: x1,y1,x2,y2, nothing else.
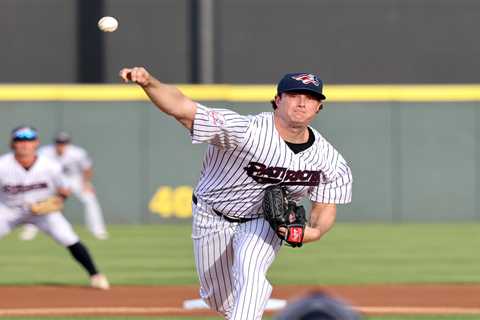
262,185,307,247
30,196,64,215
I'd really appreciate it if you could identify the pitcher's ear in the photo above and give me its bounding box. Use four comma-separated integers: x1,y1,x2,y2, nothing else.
316,103,324,113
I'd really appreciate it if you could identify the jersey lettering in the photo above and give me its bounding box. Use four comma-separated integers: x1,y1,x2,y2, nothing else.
244,161,320,186
2,182,48,195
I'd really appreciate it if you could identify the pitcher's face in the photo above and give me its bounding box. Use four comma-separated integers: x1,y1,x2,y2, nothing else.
275,92,323,127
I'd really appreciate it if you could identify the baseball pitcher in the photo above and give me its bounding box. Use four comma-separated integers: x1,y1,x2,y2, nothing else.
120,68,352,320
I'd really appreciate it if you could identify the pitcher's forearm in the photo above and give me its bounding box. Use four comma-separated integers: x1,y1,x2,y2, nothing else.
141,78,197,129
303,203,337,243
119,67,197,130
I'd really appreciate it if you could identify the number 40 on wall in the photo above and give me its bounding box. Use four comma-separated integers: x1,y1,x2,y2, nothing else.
148,185,193,218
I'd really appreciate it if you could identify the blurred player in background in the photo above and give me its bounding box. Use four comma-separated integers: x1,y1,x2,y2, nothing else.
20,131,108,240
0,126,109,289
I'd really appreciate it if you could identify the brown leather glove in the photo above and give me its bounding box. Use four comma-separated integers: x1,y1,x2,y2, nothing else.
30,196,64,215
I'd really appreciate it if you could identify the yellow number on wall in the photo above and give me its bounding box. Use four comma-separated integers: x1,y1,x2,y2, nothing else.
174,186,194,218
149,186,174,217
149,185,193,218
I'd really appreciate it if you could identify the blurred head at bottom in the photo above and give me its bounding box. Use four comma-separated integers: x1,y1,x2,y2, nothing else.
273,291,362,320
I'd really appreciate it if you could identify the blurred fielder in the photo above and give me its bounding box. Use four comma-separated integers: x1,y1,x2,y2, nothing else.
0,126,109,289
120,67,352,320
20,131,108,240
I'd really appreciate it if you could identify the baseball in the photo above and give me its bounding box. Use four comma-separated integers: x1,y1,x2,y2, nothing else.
97,16,118,32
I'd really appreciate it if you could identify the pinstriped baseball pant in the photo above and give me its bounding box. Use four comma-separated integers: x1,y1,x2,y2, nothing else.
192,201,282,320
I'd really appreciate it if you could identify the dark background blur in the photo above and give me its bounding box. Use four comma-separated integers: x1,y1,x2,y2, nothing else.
1,0,479,84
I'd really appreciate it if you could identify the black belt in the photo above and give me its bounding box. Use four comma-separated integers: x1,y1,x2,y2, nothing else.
192,194,255,223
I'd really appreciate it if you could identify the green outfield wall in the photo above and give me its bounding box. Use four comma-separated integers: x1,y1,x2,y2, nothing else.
0,85,479,223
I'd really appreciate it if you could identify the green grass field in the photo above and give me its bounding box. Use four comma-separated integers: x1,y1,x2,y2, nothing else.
1,222,479,319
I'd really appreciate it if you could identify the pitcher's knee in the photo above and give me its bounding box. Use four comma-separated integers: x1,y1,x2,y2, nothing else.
237,270,270,292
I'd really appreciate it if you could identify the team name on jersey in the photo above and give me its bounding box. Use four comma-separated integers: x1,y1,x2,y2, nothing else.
244,161,321,186
2,183,48,195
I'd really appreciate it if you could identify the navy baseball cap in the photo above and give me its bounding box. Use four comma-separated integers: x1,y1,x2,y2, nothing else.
11,126,38,141
277,72,326,100
54,131,71,143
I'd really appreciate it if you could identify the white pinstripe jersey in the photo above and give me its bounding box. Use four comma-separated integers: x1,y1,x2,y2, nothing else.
191,104,353,219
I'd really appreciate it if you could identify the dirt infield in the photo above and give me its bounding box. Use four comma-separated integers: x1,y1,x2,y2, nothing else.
1,284,480,317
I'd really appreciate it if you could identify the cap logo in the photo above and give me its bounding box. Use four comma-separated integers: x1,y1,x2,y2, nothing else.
291,74,320,86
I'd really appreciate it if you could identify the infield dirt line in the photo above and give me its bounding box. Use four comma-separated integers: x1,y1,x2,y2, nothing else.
2,306,480,316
